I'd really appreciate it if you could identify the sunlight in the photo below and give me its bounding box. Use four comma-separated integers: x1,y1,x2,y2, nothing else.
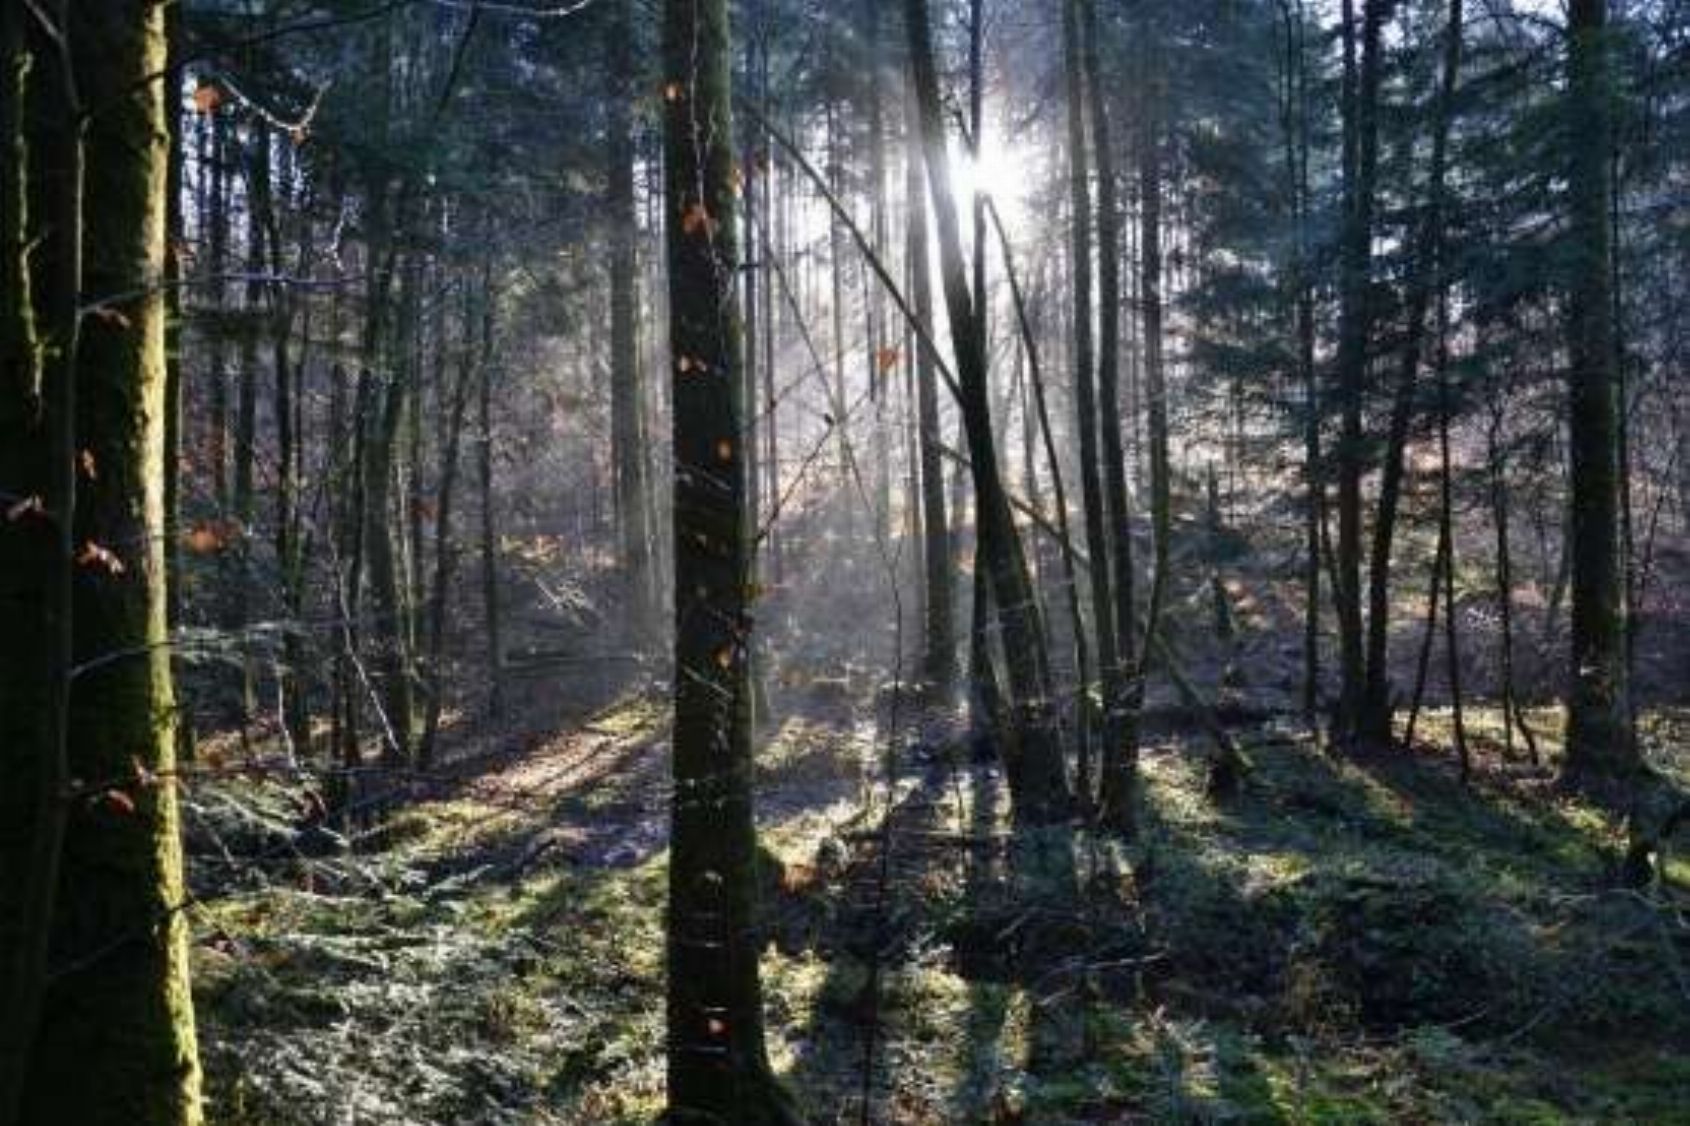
949,132,1038,228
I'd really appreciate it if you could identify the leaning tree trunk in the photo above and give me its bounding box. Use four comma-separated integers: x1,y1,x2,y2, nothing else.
905,0,1071,824
1561,0,1635,785
660,1,803,1122
3,4,204,1123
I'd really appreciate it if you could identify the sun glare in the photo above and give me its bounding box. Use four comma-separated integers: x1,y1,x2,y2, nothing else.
950,134,1037,227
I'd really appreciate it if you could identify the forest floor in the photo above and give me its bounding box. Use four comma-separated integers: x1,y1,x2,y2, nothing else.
186,670,1690,1125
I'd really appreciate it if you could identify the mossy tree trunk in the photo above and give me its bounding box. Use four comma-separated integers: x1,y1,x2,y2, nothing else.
3,3,203,1123
661,1,802,1122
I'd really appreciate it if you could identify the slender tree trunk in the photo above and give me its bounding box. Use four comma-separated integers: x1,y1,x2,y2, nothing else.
1081,0,1139,828
1488,404,1539,764
608,0,654,640
1433,292,1470,781
1060,0,1120,809
1332,0,1385,742
1359,0,1463,745
477,277,503,717
1131,20,1173,722
420,267,482,765
364,256,417,769
905,89,954,690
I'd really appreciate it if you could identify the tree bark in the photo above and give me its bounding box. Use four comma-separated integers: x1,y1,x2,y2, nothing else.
4,4,204,1121
1562,0,1635,784
661,1,802,1121
1332,0,1386,743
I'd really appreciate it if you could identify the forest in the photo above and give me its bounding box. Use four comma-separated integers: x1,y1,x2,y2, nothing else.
1,0,1688,1122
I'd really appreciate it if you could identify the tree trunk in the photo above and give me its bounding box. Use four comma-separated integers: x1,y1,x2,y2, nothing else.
1081,0,1138,830
660,1,802,1121
4,4,204,1121
1332,0,1386,742
1060,0,1121,809
1562,0,1635,784
904,89,954,691
1359,0,1463,745
608,0,654,640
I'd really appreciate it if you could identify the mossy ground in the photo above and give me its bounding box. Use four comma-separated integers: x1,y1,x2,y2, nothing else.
188,690,1690,1124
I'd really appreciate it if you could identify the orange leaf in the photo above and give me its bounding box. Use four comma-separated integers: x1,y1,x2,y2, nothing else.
91,306,132,330
77,541,125,575
680,201,716,238
184,525,224,554
714,646,733,669
715,438,733,462
78,449,97,480
663,81,683,102
876,347,901,373
192,83,222,114
102,790,137,815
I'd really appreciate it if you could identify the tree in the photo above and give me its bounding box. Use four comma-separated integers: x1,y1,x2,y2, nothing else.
660,0,802,1121
1060,0,1121,810
905,90,954,691
607,0,655,639
1561,0,1635,784
1,2,203,1123
1332,0,1388,744
1082,0,1138,832
904,0,1071,825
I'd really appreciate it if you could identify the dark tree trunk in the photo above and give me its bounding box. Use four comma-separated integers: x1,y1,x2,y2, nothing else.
1562,0,1635,784
1359,0,1463,746
660,1,802,1121
1081,0,1138,831
1332,0,1386,743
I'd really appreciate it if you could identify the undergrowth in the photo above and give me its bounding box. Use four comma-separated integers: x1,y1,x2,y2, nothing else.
188,699,1690,1124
